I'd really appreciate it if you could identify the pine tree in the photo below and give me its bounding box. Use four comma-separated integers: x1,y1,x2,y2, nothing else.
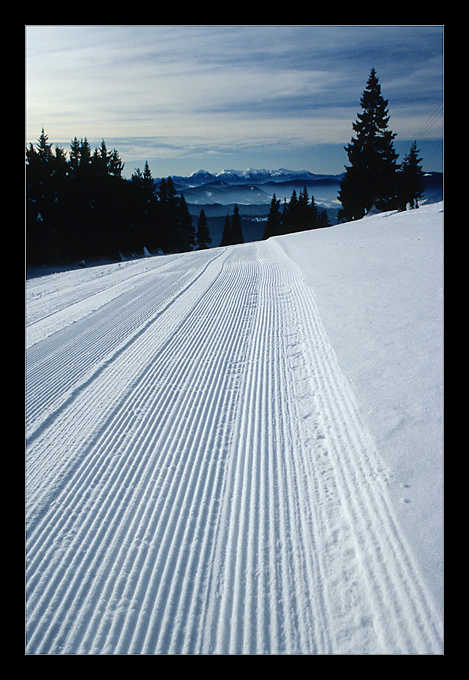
285,189,298,231
196,208,211,249
26,130,54,263
142,160,153,190
25,142,38,169
36,128,52,164
175,193,196,252
158,177,179,252
263,194,282,239
79,138,92,172
398,141,425,209
296,186,319,231
317,208,330,228
282,188,317,233
129,162,158,253
310,193,321,227
108,148,124,178
220,214,232,247
91,140,110,177
131,168,144,184
281,198,288,228
230,204,244,244
338,68,399,221
51,146,68,179
69,137,81,176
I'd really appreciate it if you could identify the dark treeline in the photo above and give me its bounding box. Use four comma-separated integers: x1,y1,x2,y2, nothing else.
262,187,330,240
220,204,244,246
27,69,428,267
26,130,200,265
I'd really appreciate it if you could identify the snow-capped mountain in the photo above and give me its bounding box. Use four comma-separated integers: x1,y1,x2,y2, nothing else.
156,168,442,213
168,168,342,188
160,168,346,208
215,168,339,183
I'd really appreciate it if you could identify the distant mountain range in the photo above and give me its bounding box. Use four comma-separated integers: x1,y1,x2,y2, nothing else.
153,168,442,248
155,168,346,208
168,168,343,187
155,168,442,211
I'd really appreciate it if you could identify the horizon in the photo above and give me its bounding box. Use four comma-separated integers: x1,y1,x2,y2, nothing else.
26,26,443,177
150,162,443,180
24,136,444,180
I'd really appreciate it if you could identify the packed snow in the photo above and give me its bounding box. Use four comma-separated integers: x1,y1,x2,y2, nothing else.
25,202,443,654
278,202,444,616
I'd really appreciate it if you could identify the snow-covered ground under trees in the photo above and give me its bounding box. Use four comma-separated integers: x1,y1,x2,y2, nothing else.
25,202,444,654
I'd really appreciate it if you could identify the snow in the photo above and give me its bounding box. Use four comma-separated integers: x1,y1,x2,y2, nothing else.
277,202,444,615
25,203,443,654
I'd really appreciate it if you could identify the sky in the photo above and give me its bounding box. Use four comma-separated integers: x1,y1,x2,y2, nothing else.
26,25,443,177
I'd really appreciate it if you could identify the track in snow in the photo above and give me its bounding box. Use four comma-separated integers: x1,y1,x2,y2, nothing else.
26,243,443,654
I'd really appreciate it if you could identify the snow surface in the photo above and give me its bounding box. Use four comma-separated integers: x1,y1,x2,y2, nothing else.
25,203,443,654
277,202,444,616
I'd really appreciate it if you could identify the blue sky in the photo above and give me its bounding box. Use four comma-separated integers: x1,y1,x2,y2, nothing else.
26,25,443,177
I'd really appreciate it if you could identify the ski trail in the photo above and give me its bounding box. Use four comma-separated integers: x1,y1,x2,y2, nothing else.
25,249,225,526
26,255,186,348
270,239,443,653
25,242,443,654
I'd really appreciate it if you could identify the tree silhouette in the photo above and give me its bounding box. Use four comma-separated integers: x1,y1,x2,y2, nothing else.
196,209,211,249
338,68,399,221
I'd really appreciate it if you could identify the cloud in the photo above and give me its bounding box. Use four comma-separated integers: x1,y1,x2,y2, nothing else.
26,25,443,173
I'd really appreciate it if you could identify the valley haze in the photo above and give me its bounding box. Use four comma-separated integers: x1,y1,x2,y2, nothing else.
162,167,443,246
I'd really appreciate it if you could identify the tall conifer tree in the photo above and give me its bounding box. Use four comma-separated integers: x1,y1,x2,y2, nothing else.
175,193,196,252
230,204,244,244
338,68,399,221
263,194,282,239
220,214,232,247
196,208,211,249
398,141,425,209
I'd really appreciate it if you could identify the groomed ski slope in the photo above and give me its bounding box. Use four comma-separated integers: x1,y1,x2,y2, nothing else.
26,203,443,654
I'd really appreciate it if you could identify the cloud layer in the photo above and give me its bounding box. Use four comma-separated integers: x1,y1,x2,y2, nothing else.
26,25,443,174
